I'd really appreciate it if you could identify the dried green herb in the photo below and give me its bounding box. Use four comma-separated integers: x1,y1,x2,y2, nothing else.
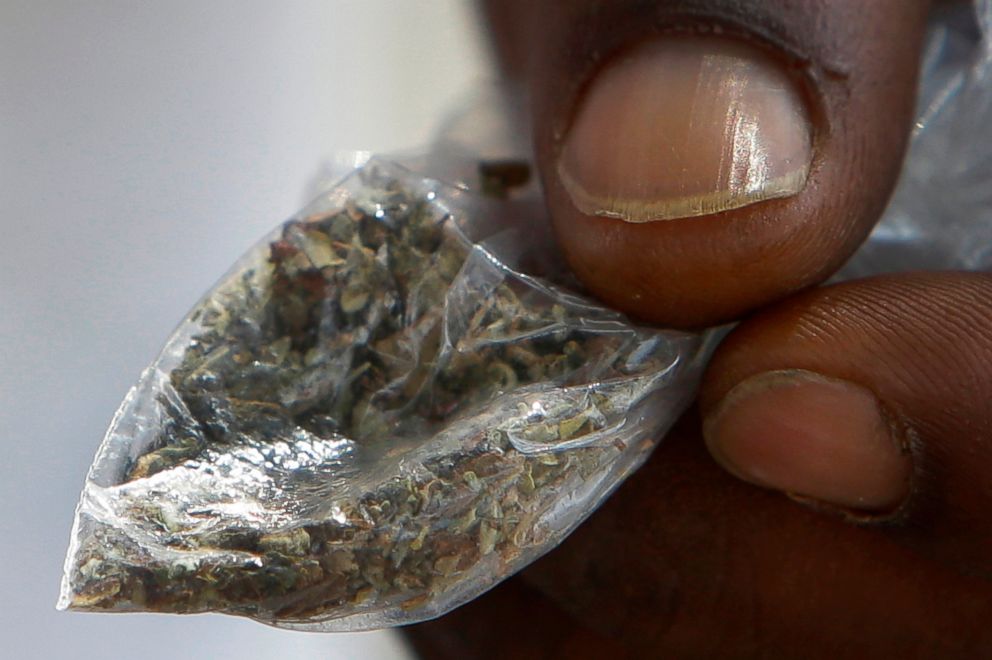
60,164,691,630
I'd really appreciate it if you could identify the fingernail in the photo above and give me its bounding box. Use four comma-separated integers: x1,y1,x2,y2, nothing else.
703,370,911,512
559,37,812,223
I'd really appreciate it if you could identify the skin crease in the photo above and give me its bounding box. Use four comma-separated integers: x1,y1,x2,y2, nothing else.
401,1,992,658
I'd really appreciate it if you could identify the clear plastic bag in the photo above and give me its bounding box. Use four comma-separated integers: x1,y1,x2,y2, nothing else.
58,159,708,630
842,0,992,276
60,0,992,633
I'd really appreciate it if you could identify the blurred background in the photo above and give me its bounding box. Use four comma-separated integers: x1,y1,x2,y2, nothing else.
0,1,490,657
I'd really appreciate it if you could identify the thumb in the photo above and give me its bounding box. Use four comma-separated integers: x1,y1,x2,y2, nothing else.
486,0,930,327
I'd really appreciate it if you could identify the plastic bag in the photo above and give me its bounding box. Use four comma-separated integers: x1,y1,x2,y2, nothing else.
60,0,991,632
58,159,708,630
841,0,992,276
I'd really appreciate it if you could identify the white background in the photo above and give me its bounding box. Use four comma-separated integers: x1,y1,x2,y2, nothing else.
0,1,490,658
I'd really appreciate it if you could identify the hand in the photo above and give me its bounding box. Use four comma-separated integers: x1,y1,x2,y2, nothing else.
408,1,992,657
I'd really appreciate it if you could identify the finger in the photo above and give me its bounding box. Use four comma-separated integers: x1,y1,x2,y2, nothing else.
527,413,992,657
484,0,931,327
700,272,992,574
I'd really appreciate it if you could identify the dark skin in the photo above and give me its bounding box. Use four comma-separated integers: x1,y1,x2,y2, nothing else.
407,1,992,657
484,0,930,328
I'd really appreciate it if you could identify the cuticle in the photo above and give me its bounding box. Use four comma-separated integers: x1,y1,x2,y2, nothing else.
875,401,922,524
